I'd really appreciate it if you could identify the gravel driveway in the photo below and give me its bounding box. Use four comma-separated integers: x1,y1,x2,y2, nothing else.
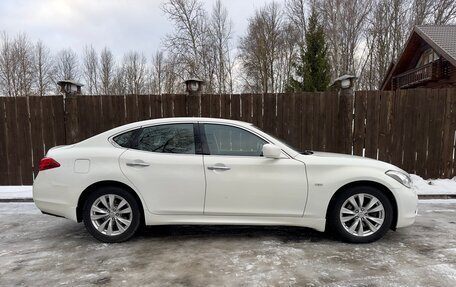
1,201,456,287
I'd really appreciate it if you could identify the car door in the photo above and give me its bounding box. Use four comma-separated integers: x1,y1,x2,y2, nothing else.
201,123,308,217
119,123,205,215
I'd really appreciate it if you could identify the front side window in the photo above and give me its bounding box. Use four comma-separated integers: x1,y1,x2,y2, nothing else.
136,124,195,154
203,124,267,156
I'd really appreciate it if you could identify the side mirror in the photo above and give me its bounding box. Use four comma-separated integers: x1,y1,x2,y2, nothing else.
262,144,282,159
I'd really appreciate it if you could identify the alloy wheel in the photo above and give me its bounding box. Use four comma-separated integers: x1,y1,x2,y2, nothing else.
339,193,385,237
90,194,133,236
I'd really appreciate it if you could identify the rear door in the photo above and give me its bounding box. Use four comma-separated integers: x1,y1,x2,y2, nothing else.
119,123,205,215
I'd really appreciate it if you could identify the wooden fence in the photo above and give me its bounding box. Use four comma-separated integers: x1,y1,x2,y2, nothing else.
0,88,455,185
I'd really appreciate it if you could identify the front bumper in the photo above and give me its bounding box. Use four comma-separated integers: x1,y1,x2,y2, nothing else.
394,185,418,228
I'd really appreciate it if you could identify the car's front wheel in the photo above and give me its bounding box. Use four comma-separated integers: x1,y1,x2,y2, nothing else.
83,187,141,243
329,186,393,243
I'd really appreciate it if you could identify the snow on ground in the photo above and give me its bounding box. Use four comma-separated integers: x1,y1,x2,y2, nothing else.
0,174,455,200
411,174,456,195
0,186,32,199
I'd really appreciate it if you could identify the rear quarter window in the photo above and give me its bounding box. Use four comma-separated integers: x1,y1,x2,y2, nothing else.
112,130,136,148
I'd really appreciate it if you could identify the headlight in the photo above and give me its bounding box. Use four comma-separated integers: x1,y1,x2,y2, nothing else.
386,170,412,188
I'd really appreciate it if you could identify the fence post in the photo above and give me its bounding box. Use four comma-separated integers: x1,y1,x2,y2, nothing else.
331,75,356,154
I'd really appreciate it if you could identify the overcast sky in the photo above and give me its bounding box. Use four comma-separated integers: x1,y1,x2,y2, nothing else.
0,0,276,59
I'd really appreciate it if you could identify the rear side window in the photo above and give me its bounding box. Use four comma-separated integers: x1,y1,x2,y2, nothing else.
136,124,195,154
113,130,136,148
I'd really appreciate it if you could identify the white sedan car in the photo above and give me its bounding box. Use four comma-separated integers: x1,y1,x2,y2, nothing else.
33,117,417,243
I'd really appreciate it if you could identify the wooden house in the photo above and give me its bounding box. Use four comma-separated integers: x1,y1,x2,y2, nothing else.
381,25,456,90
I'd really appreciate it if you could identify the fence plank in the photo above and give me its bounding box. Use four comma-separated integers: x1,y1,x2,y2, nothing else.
137,95,151,120
231,94,241,120
0,98,9,184
30,97,45,177
428,89,446,178
449,89,456,178
353,91,367,156
390,90,405,167
240,94,251,123
326,92,338,152
173,94,187,117
210,94,221,118
414,89,428,177
290,93,301,150
263,93,276,137
365,91,380,159
277,93,289,141
220,94,230,119
125,95,138,123
5,98,20,184
41,97,57,162
52,96,66,146
201,93,211,117
16,97,33,184
150,94,162,119
378,91,391,163
187,94,200,117
441,88,456,178
402,91,417,173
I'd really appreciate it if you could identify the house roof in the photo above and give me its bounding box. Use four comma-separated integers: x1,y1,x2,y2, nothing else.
415,25,456,67
380,25,456,90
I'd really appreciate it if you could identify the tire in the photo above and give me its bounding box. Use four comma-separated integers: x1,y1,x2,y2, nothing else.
83,186,141,243
329,186,393,243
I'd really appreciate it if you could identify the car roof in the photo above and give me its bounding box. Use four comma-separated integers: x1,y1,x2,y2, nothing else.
131,117,253,128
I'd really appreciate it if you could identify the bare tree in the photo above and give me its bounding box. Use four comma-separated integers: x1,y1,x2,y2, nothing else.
317,0,372,78
0,32,15,96
150,50,165,94
55,48,79,81
162,0,214,90
209,0,233,94
13,34,35,96
122,51,148,95
431,0,456,24
34,41,55,96
0,32,35,96
359,0,409,89
238,2,284,93
111,66,126,95
82,45,99,95
98,47,115,95
285,0,307,45
409,0,432,26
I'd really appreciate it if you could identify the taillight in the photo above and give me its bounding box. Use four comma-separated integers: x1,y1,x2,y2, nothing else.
39,157,61,171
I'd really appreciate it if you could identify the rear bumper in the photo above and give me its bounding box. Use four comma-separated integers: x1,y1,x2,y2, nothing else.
33,172,78,222
34,199,78,221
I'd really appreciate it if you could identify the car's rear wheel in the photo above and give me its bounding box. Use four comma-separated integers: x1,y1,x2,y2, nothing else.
83,187,141,243
330,186,393,243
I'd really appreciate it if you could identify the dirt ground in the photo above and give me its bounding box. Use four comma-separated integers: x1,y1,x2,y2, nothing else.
1,200,455,287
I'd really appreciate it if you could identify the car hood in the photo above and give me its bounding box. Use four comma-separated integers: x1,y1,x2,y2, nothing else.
295,151,405,173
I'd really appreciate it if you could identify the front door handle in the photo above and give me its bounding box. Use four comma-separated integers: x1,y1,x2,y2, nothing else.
207,165,231,171
126,161,150,167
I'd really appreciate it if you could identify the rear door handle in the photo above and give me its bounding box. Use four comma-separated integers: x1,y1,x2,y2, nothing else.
126,161,150,167
207,165,231,171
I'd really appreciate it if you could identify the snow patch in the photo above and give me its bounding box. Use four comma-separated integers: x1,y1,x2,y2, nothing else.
411,174,456,195
0,186,32,199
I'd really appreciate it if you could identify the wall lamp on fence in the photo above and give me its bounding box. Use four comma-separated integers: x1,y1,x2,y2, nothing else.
331,74,357,90
184,78,205,94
